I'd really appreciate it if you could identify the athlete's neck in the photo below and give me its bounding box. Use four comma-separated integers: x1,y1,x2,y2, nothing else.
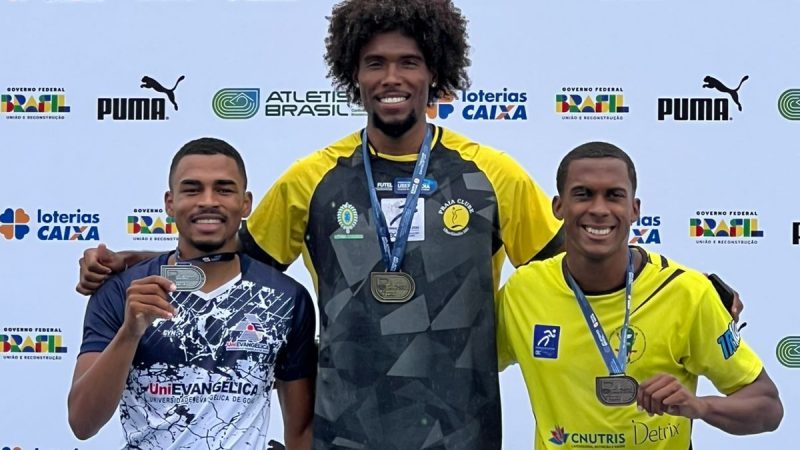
366,120,429,156
170,244,241,293
564,246,641,294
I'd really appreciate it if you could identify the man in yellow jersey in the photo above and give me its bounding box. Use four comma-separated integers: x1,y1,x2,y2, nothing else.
75,1,564,448
496,141,783,449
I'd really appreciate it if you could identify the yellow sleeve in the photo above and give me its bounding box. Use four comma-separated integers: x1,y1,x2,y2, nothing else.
479,151,562,267
683,279,763,395
246,161,312,266
247,145,345,266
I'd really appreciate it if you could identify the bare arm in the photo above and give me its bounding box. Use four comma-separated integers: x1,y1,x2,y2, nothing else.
77,244,164,295
68,333,140,439
638,369,783,435
68,276,176,438
276,378,314,450
77,227,280,295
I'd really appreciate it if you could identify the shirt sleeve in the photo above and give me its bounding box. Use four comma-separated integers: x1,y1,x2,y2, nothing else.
244,158,316,268
79,276,126,355
274,284,318,381
682,279,763,395
491,153,563,267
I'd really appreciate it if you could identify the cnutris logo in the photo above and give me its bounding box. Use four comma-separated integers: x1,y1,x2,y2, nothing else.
548,425,625,447
98,75,185,120
658,75,748,121
148,381,260,396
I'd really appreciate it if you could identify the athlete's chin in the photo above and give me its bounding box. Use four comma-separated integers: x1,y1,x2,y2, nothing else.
372,110,418,139
186,238,227,254
575,240,627,261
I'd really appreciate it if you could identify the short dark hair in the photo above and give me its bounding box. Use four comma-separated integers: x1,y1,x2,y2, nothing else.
556,141,637,194
324,0,471,105
168,137,247,189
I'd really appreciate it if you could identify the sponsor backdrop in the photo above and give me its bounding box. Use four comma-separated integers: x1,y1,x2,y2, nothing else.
0,0,797,449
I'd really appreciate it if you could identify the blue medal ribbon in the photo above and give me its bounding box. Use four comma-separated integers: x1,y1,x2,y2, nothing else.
564,249,634,375
361,125,433,272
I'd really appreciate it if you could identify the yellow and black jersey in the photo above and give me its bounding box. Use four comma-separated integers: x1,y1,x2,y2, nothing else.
242,125,562,449
497,248,763,450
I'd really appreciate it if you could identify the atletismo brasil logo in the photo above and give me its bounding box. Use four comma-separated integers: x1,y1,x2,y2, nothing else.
213,88,260,119
776,336,800,368
778,89,800,120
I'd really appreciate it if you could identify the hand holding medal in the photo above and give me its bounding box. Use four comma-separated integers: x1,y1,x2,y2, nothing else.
636,373,707,419
122,275,177,339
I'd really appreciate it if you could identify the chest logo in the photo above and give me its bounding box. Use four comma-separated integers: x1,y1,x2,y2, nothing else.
609,324,646,364
533,324,561,359
337,202,358,232
334,202,364,240
439,198,473,236
225,313,274,354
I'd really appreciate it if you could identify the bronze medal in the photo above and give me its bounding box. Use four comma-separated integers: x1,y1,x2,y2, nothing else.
370,272,415,303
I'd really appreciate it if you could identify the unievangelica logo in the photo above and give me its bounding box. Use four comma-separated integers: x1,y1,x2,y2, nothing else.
776,336,800,368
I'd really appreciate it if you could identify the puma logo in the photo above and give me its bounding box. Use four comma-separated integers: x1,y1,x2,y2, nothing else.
141,75,185,111
703,75,749,111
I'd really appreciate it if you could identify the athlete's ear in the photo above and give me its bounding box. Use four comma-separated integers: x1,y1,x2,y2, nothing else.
632,198,641,224
242,191,253,219
552,196,564,220
164,190,174,217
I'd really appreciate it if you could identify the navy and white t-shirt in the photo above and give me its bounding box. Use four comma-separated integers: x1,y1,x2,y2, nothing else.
80,253,316,450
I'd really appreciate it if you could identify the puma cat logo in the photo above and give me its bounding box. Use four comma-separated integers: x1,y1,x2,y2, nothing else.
141,75,185,111
703,75,749,111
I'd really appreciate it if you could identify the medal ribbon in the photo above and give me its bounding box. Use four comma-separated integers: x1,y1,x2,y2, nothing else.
361,126,433,272
565,248,634,375
175,248,237,265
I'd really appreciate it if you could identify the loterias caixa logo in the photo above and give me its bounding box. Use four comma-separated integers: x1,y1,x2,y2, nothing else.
1,207,100,241
658,75,748,121
98,75,185,121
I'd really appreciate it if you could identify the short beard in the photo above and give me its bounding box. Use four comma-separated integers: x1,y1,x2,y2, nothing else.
372,109,418,139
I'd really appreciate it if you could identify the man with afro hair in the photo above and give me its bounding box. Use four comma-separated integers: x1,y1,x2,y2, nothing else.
76,1,564,448
258,2,562,448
